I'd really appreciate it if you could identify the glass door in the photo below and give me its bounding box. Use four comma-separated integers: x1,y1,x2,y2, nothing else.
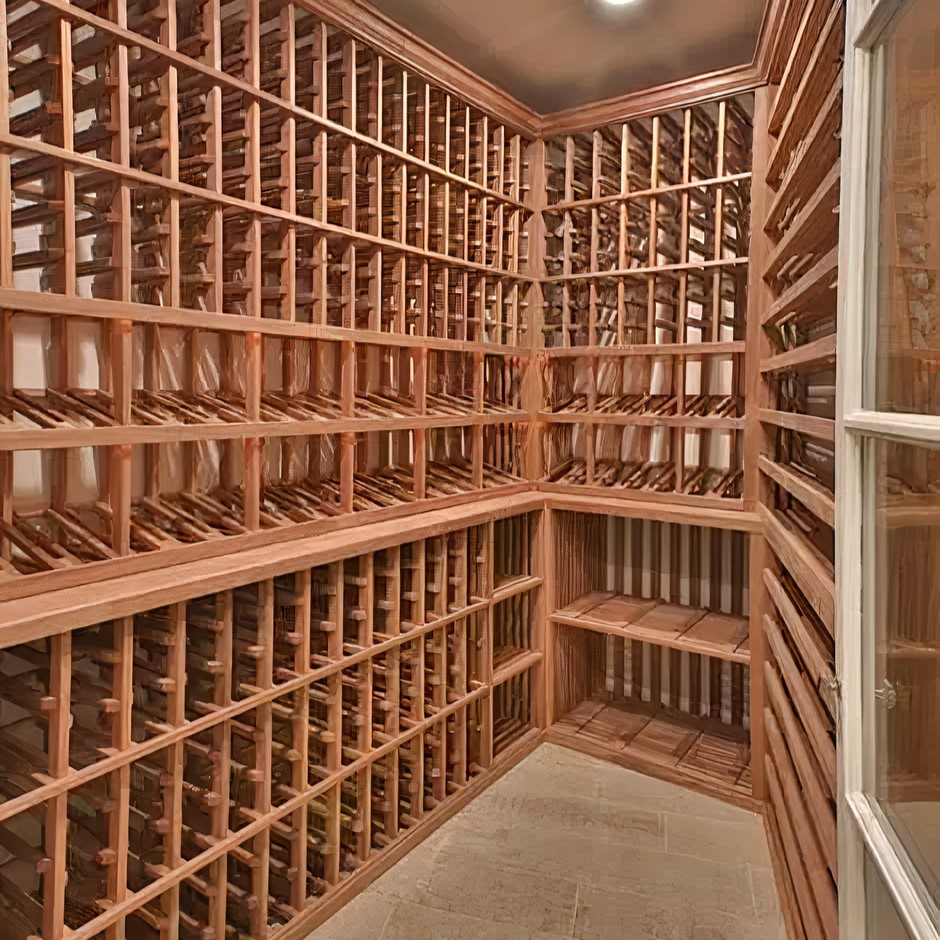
840,0,940,936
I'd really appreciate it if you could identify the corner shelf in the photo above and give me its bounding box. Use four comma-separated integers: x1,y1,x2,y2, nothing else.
552,590,750,664
548,511,752,809
547,697,756,811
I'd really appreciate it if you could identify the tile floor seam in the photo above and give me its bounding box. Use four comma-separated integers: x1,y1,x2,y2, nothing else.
569,880,581,936
374,900,397,939
653,844,763,869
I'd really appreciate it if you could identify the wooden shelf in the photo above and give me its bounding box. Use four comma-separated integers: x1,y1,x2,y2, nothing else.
759,456,835,528
543,341,746,357
547,697,756,810
542,411,744,430
759,408,836,443
0,286,536,353
0,483,533,603
542,491,760,531
0,410,527,451
885,640,940,661
552,591,750,664
542,171,753,214
0,494,546,637
543,256,749,284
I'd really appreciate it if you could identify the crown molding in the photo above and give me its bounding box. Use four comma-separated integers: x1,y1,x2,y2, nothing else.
305,0,783,138
753,0,799,84
298,0,542,136
537,61,765,136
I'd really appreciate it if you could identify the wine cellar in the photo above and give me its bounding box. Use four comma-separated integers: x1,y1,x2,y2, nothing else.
0,0,862,936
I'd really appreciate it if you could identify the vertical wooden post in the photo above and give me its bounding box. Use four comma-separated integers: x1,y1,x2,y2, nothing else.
290,569,311,913
205,0,224,316
412,540,427,815
210,590,233,938
105,616,133,940
0,0,13,564
711,101,728,345
357,554,374,862
42,631,72,940
161,603,187,940
383,546,401,842
540,507,557,727
744,85,776,802
472,351,484,488
675,108,693,495
524,139,547,484
252,580,274,936
646,116,661,345
283,1,298,323
618,123,630,344
325,562,344,885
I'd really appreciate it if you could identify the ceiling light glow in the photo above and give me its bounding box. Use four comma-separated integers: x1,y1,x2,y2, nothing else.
601,0,639,5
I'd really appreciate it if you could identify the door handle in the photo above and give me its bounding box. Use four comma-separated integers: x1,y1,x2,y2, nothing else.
874,678,911,710
874,679,898,710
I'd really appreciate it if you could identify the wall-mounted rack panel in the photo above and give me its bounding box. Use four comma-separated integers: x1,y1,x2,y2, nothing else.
0,508,543,940
748,0,843,936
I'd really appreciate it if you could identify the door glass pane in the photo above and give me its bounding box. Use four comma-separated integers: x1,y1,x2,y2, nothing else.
874,0,940,413
869,437,940,902
866,853,915,939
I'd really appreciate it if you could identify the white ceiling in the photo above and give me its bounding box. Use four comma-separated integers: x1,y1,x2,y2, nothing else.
368,0,768,113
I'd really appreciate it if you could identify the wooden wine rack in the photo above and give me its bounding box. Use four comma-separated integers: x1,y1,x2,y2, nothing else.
749,0,843,937
0,0,849,937
0,504,544,940
538,97,752,508
0,0,535,604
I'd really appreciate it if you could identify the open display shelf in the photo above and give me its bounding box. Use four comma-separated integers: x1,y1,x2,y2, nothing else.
546,510,754,807
553,590,750,663
548,696,754,810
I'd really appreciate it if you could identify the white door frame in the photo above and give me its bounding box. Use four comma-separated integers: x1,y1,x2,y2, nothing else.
837,0,940,935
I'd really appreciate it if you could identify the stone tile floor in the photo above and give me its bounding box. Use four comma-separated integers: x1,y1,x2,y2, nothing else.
310,743,786,939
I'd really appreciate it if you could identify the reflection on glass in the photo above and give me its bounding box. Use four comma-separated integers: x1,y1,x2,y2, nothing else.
875,0,940,413
871,438,940,902
866,853,915,939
